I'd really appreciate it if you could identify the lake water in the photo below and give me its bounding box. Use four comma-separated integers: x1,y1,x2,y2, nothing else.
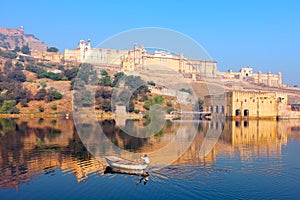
0,118,300,199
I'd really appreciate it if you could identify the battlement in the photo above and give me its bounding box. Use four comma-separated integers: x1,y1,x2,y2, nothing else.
0,26,24,36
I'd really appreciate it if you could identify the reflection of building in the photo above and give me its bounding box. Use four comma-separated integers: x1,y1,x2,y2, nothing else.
0,119,107,189
204,91,288,119
64,40,217,78
1,118,300,189
177,119,293,165
220,120,288,158
218,67,283,87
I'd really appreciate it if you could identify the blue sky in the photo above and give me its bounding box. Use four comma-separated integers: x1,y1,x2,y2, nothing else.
1,0,300,85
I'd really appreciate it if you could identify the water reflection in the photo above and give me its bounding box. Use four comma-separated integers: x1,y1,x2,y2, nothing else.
0,118,300,191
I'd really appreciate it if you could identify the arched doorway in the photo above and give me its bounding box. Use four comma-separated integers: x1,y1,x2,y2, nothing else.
235,109,241,116
244,109,249,117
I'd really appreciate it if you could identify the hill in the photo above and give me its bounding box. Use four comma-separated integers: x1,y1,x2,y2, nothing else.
0,26,47,51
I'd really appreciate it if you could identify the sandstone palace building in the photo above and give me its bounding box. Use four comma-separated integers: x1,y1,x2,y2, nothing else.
64,39,218,78
203,91,298,119
218,67,282,87
63,39,283,86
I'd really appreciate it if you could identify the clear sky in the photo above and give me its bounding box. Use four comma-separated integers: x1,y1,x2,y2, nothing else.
1,0,300,85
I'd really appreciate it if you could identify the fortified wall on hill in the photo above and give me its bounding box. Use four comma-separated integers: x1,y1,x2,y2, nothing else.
0,26,47,51
64,39,217,78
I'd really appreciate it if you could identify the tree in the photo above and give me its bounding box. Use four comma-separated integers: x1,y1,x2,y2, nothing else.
77,63,95,83
47,47,59,52
112,72,125,86
7,70,26,82
21,45,31,55
99,76,112,86
35,88,47,100
58,65,64,70
13,46,21,53
74,89,93,107
101,70,108,76
51,103,57,110
64,68,78,81
128,100,135,112
39,105,44,112
3,60,13,74
48,87,63,101
125,75,144,89
147,81,155,86
0,100,20,114
99,100,111,112
153,96,164,104
95,88,112,99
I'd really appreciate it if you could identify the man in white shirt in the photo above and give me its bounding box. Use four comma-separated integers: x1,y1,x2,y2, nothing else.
141,154,150,165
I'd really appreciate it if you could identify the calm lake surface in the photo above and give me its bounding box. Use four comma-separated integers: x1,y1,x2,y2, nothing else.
0,118,300,199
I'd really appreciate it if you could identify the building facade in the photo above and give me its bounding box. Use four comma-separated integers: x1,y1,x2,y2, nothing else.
218,67,283,87
64,39,217,78
204,91,288,119
32,51,64,63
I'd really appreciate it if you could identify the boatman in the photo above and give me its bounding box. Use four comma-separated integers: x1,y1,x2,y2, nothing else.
141,154,150,165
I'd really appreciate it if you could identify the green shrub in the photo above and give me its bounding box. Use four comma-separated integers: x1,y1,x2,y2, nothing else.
39,105,44,112
51,103,57,110
0,100,20,114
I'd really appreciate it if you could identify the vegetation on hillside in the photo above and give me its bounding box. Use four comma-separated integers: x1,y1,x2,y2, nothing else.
0,48,175,115
47,47,59,52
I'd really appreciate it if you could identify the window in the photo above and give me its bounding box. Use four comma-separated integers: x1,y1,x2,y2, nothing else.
235,109,241,116
277,97,282,103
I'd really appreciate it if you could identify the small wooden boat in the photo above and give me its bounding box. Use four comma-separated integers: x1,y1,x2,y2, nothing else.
104,166,150,176
105,156,148,170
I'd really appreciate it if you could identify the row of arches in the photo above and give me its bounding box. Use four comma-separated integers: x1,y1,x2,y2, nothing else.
235,109,249,117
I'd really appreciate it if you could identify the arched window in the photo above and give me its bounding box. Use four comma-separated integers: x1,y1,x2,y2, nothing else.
235,109,241,116
277,97,282,103
215,106,219,113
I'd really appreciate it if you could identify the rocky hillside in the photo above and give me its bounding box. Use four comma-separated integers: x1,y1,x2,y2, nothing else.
0,27,47,51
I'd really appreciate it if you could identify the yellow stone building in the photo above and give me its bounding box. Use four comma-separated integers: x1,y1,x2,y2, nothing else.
218,67,283,87
204,91,288,119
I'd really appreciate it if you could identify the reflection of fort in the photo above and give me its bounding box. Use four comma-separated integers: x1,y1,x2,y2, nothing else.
175,120,298,165
0,118,106,189
1,119,300,190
